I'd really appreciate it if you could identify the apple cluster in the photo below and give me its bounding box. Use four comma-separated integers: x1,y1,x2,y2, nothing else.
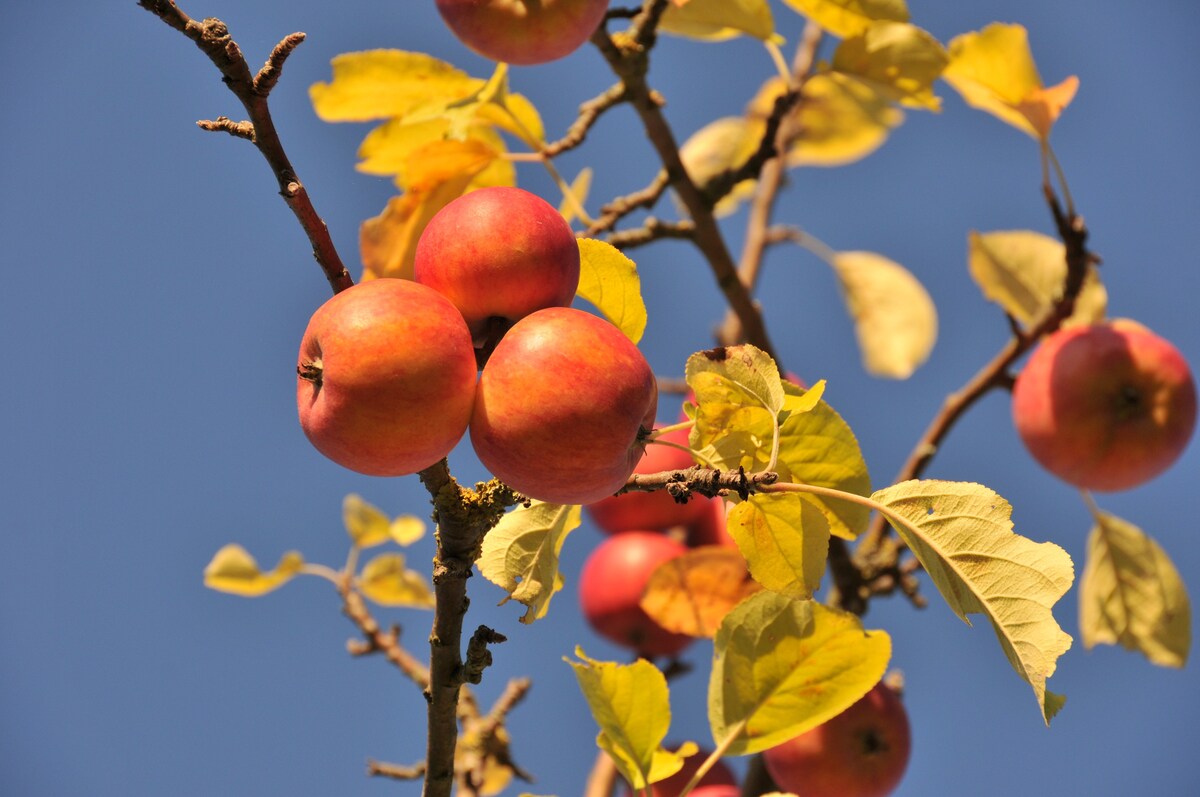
296,186,658,506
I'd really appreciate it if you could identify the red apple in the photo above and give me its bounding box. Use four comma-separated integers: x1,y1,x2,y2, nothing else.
685,496,736,549
1012,319,1197,491
586,426,709,534
621,749,737,797
688,787,740,797
296,279,477,476
579,531,693,658
414,186,580,347
763,682,911,797
470,307,657,505
434,0,610,66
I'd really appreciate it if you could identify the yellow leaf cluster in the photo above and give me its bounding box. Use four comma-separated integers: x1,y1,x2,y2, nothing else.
359,552,436,608
782,0,910,39
659,0,779,42
830,21,948,111
204,544,304,597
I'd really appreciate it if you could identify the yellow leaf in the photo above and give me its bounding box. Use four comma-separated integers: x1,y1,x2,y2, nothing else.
559,168,594,225
310,50,479,121
660,0,779,42
641,547,763,637
576,238,648,344
780,0,909,39
343,493,392,548
357,120,515,190
390,515,426,547
358,553,436,608
943,24,1077,140
967,230,1107,328
788,72,905,167
830,251,937,378
727,493,830,598
873,480,1074,723
204,544,304,597
457,724,516,796
709,592,891,755
477,502,581,623
567,649,695,789
679,116,763,217
1080,510,1190,668
686,345,789,472
831,21,947,111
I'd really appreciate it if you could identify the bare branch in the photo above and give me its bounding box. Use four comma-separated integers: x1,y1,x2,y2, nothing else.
606,218,695,249
543,82,629,158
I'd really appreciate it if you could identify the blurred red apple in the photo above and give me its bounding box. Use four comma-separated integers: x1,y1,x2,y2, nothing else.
470,307,657,504
586,426,709,534
763,681,911,797
435,0,610,66
685,496,736,549
579,531,693,658
296,279,477,476
1012,319,1196,491
414,186,579,347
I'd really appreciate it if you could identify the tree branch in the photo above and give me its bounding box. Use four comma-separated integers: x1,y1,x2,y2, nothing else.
137,0,352,294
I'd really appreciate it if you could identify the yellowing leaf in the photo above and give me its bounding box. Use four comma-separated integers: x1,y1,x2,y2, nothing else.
559,168,594,225
477,502,581,623
204,544,304,597
781,0,909,39
660,0,778,42
390,515,426,547
727,493,830,598
967,230,1107,328
1080,510,1190,668
708,592,891,755
788,72,905,167
357,120,515,190
687,345,789,470
457,724,517,797
831,21,948,111
873,480,1074,723
830,251,937,379
641,547,763,637
679,116,763,217
311,50,479,122
576,238,648,344
567,649,695,790
358,553,436,608
943,24,1077,140
343,493,392,548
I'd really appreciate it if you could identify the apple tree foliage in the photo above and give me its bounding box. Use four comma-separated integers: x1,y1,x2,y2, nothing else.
143,0,1196,795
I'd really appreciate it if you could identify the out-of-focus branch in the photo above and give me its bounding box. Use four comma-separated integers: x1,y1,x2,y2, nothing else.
137,0,352,294
606,218,695,249
543,83,629,158
586,170,671,237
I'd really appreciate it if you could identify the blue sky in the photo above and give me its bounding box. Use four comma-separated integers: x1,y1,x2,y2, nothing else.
2,2,1198,795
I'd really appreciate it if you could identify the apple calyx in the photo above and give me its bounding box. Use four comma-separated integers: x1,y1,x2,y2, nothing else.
297,359,323,387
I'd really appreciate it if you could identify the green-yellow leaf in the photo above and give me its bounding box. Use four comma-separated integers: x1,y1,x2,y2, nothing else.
781,0,909,39
943,24,1078,140
967,230,1106,329
788,72,905,167
660,0,779,42
709,592,891,755
727,493,830,598
477,502,581,623
830,21,947,111
873,480,1074,723
679,116,763,217
204,544,304,597
686,345,788,471
343,493,392,548
576,238,647,344
1080,510,1190,668
358,552,436,608
830,251,937,379
390,515,426,547
567,648,694,789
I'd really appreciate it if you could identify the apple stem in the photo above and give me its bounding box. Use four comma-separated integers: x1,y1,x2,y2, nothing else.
297,360,323,386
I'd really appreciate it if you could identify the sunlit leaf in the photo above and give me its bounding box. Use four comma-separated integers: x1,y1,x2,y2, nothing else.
477,502,582,623
567,649,695,789
357,119,515,190
679,116,763,217
390,515,426,547
343,493,392,548
641,547,763,637
660,0,779,42
311,50,480,121
967,230,1106,328
830,251,937,378
780,0,909,39
358,552,436,608
943,24,1077,140
831,21,947,111
559,168,594,224
204,544,304,597
576,239,647,344
788,72,905,166
873,480,1074,723
727,493,830,598
1080,510,1190,668
709,592,891,754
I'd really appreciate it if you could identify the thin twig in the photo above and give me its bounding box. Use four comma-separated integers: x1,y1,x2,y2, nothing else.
543,83,630,158
587,170,671,237
606,218,695,249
